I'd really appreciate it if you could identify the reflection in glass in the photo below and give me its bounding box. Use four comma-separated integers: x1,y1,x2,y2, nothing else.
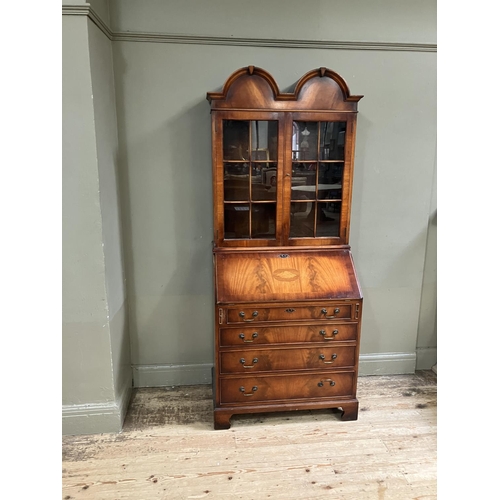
292,122,318,161
290,201,315,238
317,202,341,237
318,163,343,199
224,163,249,201
251,121,278,161
320,122,346,160
252,162,276,201
318,162,343,184
223,121,249,160
291,162,315,200
224,203,250,239
252,204,276,238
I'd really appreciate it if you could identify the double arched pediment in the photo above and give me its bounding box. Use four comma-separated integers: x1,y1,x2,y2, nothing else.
207,66,363,111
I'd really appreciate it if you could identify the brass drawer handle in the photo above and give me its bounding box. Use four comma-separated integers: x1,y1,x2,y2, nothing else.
240,357,259,368
285,308,295,313
239,386,258,396
319,353,338,364
321,308,341,319
319,329,339,340
239,332,258,343
318,379,336,387
239,311,258,322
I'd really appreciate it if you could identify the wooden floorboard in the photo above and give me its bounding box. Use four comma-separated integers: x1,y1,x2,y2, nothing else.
62,370,437,500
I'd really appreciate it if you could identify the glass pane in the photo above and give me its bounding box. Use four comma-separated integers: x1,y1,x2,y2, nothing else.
224,203,250,239
320,122,346,160
291,162,316,200
318,163,343,199
252,162,276,201
224,163,249,201
223,120,249,160
292,122,318,161
290,202,315,238
252,204,276,238
317,202,341,237
251,121,278,161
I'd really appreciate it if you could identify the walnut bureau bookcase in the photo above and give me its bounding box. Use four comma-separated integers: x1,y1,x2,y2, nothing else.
207,66,363,430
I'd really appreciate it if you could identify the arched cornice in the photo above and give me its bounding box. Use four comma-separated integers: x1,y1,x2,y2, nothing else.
207,66,363,108
286,67,363,102
206,66,280,103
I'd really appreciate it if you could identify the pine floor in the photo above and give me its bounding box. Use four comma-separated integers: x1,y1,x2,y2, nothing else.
62,370,437,500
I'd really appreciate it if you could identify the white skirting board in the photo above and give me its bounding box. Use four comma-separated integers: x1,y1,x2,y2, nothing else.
358,352,416,376
62,385,132,436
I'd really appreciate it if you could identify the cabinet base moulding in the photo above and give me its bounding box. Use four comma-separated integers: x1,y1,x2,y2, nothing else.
213,399,359,430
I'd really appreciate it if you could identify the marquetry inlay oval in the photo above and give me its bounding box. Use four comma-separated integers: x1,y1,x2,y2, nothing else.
272,268,300,282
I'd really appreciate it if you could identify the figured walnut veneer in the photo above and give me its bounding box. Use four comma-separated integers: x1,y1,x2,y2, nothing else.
208,67,363,429
219,323,358,346
215,250,361,303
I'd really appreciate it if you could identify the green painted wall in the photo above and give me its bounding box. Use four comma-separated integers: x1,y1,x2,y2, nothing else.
109,0,437,383
62,0,437,434
62,6,131,434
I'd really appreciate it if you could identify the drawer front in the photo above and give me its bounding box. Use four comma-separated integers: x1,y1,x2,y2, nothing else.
220,372,355,404
220,346,356,374
220,323,358,346
226,304,352,324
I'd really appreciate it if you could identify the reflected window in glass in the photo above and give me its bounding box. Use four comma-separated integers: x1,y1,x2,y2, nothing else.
292,122,318,161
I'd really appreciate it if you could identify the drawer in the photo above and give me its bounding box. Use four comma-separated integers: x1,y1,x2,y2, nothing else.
220,372,355,404
225,304,353,324
220,346,356,374
220,323,358,346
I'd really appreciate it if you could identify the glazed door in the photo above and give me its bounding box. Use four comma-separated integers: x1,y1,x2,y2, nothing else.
212,111,357,247
213,111,285,247
283,113,356,246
